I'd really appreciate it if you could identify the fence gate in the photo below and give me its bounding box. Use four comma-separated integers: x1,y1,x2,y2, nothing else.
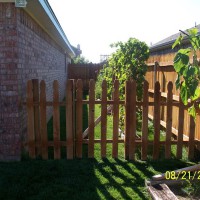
25,79,197,160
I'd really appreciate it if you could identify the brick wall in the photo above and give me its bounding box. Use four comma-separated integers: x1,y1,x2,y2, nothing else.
0,3,71,161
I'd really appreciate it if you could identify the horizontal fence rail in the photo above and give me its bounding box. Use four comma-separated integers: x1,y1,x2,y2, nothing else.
25,79,199,160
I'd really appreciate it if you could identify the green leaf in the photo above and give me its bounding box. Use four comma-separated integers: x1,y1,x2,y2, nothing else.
175,75,181,90
188,28,198,36
180,82,188,105
191,87,200,101
173,49,190,73
174,49,191,63
188,105,196,119
183,65,195,77
189,79,198,96
172,35,183,49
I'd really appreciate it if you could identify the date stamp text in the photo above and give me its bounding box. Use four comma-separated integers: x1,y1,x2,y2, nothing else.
165,171,200,180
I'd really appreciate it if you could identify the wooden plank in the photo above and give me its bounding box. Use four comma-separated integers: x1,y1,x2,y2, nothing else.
188,115,195,159
53,80,60,159
148,114,189,141
176,92,184,159
165,82,173,159
146,179,186,186
25,99,180,107
129,80,136,160
112,80,119,158
83,106,112,139
32,79,40,156
66,80,73,159
72,80,76,158
141,81,149,160
153,82,161,160
147,184,178,200
40,80,48,160
88,79,95,158
196,110,200,151
125,81,131,160
101,80,107,158
76,79,83,158
43,139,190,146
26,80,36,158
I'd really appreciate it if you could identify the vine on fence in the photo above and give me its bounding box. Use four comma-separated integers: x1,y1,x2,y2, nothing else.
172,28,200,118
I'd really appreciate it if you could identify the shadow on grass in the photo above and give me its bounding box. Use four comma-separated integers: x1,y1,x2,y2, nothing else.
0,158,156,200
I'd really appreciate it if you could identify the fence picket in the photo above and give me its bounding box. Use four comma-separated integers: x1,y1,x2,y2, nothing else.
112,80,119,158
76,80,83,158
32,79,40,156
177,97,184,159
66,80,74,159
153,81,161,160
141,81,149,160
53,80,60,159
27,80,36,158
165,82,173,159
40,80,48,159
88,80,95,158
129,80,136,160
188,116,195,159
101,80,107,158
125,81,131,160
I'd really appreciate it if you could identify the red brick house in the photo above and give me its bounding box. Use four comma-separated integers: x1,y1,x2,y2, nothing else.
0,0,76,161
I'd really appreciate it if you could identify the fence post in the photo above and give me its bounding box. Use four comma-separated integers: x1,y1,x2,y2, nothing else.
141,81,149,160
112,80,119,158
26,80,36,158
125,80,136,160
177,95,184,159
88,79,95,158
66,80,74,159
129,80,136,160
125,80,131,160
188,116,195,160
101,80,107,158
153,81,161,160
32,79,40,156
165,82,173,159
40,80,48,160
196,110,200,152
53,80,60,159
72,79,76,157
76,79,83,158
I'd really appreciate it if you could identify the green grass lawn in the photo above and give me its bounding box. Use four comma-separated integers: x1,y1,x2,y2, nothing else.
0,103,199,200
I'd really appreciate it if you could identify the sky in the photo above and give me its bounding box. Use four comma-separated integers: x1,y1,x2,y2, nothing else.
48,0,200,63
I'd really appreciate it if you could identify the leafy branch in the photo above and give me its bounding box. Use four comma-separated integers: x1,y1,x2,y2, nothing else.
172,28,200,118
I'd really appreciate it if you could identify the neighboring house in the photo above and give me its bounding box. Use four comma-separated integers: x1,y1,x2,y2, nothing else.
71,44,82,58
0,0,76,161
148,24,200,64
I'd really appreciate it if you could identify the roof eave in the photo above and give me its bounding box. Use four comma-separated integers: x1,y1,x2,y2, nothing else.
37,0,75,57
150,37,189,53
0,0,76,57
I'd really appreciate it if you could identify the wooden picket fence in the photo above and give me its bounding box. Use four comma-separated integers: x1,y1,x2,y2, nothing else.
25,79,198,160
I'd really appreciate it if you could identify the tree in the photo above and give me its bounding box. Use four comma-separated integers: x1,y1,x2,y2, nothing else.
72,55,90,64
172,28,200,118
97,38,149,99
96,38,149,130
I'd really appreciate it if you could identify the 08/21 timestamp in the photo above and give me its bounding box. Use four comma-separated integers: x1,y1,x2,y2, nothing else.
165,171,200,180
